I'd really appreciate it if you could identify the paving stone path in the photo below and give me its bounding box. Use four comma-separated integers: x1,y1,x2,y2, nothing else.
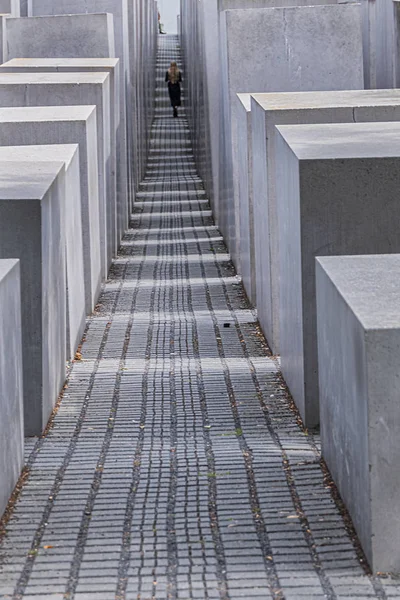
1,34,400,600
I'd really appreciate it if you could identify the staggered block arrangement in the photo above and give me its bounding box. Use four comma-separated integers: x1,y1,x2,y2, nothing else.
0,0,157,490
0,259,23,518
0,161,66,436
250,88,400,355
275,121,400,427
316,255,400,573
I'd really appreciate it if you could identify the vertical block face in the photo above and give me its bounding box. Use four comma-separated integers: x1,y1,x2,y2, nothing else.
0,162,66,436
219,2,363,271
0,259,23,518
0,105,102,314
316,255,400,573
236,94,255,304
0,144,85,360
250,88,400,355
6,13,115,59
275,121,400,427
0,72,112,276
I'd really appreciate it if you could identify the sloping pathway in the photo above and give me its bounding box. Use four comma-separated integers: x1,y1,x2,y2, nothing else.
0,34,399,600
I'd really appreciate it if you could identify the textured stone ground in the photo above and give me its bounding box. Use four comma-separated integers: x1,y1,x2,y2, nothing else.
0,34,399,600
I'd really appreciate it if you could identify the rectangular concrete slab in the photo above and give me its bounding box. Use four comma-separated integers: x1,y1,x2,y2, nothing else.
236,93,255,305
251,88,400,355
316,254,400,573
1,58,127,244
0,144,85,360
275,121,400,428
0,71,113,277
5,13,115,60
0,161,66,436
0,259,23,519
0,105,102,315
219,2,364,270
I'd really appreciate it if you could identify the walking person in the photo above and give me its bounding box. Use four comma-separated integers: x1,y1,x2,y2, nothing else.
166,61,182,118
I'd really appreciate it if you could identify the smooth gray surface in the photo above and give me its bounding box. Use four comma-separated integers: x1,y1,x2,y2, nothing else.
236,94,255,305
0,144,85,360
0,72,112,277
0,105,102,314
276,121,400,428
251,88,400,355
0,0,19,13
6,12,115,59
0,259,23,519
316,254,400,572
219,3,364,268
0,58,126,244
0,162,66,436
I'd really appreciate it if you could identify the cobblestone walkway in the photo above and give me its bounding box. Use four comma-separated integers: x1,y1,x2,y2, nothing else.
1,34,400,600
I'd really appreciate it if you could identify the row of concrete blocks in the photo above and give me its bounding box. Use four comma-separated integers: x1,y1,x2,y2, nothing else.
0,63,124,520
236,89,400,573
0,0,158,194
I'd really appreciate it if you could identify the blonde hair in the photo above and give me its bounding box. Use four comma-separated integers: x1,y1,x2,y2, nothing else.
168,61,180,84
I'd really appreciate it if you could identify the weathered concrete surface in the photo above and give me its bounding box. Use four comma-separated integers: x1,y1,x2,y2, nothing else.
1,57,127,242
275,121,400,428
6,12,115,60
0,144,85,361
0,259,23,519
236,93,255,305
219,3,363,269
251,88,400,355
316,254,400,573
0,162,66,437
0,71,112,277
0,105,101,315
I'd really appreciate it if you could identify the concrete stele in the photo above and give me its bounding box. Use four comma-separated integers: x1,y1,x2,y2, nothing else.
251,88,400,355
316,254,400,573
0,162,66,437
0,259,23,518
275,121,400,428
0,71,113,276
0,105,102,314
0,144,85,360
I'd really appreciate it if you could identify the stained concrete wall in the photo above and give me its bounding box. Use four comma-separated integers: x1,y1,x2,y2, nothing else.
0,259,23,518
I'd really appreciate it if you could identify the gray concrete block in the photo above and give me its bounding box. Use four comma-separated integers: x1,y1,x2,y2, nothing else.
0,162,66,436
275,121,400,428
251,88,400,356
0,259,23,518
0,105,102,315
219,3,364,269
316,254,400,573
5,13,115,60
0,58,126,244
236,94,255,305
0,144,85,360
0,71,113,277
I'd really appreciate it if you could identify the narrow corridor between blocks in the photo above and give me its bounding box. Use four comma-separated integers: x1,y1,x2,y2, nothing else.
0,34,397,600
